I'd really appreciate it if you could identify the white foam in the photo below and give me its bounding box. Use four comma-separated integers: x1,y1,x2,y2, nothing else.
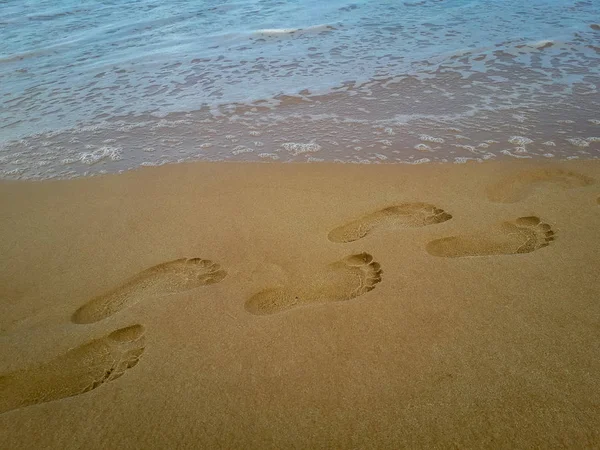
508,136,533,146
415,143,433,152
567,138,589,147
3,168,25,176
501,149,532,159
419,134,445,143
257,153,279,160
454,157,481,164
253,24,335,38
530,40,554,49
281,141,322,156
79,146,122,165
231,145,254,155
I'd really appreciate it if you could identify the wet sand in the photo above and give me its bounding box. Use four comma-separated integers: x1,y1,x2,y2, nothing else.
1,159,599,448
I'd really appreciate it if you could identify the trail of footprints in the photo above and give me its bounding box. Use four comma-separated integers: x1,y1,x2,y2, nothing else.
426,216,555,257
1,325,145,414
328,202,452,243
72,258,227,324
245,252,382,315
1,168,593,414
486,168,595,203
1,259,227,415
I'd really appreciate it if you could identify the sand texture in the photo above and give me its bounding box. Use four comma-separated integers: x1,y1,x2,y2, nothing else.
1,159,599,448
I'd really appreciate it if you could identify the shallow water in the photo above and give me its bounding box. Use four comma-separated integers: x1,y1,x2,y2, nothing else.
1,0,599,179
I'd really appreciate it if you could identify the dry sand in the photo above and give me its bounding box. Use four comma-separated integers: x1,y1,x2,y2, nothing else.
0,160,599,448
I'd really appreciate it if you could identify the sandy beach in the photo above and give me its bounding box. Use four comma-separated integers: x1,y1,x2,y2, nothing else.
1,159,599,448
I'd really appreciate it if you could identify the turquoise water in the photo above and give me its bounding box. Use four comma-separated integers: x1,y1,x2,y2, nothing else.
1,0,599,178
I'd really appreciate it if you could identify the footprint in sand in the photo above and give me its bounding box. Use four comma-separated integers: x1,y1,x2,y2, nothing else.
72,258,227,324
328,203,452,243
0,325,145,414
486,168,595,203
426,216,555,258
245,253,383,315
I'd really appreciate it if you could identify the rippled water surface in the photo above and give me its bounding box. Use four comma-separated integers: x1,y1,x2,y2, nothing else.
1,0,599,178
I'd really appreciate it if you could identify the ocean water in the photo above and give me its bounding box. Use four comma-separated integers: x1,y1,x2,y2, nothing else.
1,0,599,179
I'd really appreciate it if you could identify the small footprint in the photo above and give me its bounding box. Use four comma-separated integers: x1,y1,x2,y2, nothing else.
486,168,595,203
245,253,382,315
328,203,452,243
0,325,145,414
426,216,555,258
72,258,227,324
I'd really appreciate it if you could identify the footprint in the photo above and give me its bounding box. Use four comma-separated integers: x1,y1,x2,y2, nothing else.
0,325,145,414
328,203,452,243
245,253,382,315
426,216,555,258
72,258,227,324
486,168,595,203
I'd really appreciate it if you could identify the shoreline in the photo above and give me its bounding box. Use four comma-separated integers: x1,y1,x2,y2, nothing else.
2,150,600,183
1,159,599,448
3,60,600,180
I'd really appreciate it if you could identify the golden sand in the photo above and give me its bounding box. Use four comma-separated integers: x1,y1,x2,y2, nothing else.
1,159,599,448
